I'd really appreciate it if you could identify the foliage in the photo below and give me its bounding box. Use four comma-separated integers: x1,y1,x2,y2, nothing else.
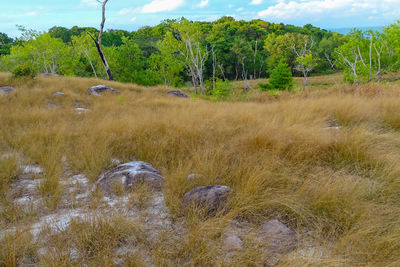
11,64,36,78
334,22,400,83
260,58,294,90
0,33,14,55
206,78,232,100
6,18,400,88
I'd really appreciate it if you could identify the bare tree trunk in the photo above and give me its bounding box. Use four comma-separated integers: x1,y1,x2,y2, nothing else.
249,40,258,79
92,0,113,81
84,50,98,78
218,64,226,81
302,74,308,91
212,46,216,90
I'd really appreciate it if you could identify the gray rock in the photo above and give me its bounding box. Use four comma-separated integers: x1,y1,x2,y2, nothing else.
75,107,90,114
94,161,164,195
224,233,243,252
0,86,14,94
167,90,188,98
259,219,297,253
53,92,65,97
181,185,233,214
89,84,120,95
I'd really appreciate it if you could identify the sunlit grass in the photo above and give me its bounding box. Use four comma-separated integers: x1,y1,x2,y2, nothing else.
1,72,400,265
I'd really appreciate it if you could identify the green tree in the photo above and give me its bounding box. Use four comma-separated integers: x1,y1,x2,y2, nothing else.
295,54,318,90
264,33,308,71
259,58,294,91
150,32,185,86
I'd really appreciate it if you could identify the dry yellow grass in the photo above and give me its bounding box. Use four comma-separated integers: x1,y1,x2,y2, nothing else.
1,72,400,265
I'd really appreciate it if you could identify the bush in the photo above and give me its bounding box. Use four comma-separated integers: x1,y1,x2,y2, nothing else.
12,64,36,78
259,58,294,91
206,78,232,100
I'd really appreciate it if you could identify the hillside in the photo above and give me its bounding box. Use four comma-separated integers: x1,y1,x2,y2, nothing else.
1,73,400,265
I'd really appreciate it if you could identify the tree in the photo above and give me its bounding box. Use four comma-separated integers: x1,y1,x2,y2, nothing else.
166,19,209,94
293,38,318,90
150,32,185,86
259,58,294,91
8,32,72,75
71,33,99,77
89,0,113,80
295,54,318,90
264,33,308,71
0,33,14,55
334,29,386,83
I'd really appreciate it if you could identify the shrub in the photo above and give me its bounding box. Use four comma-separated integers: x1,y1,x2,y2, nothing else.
259,58,294,91
206,78,232,100
12,64,36,78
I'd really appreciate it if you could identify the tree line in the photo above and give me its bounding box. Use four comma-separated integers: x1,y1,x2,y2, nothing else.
0,17,399,91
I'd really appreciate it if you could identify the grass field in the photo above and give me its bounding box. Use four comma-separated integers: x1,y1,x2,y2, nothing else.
1,72,400,266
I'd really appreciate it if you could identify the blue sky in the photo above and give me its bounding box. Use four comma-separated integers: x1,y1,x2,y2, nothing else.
1,0,399,37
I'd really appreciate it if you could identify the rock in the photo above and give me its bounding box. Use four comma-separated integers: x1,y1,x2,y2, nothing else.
0,86,14,94
224,232,243,252
258,219,297,253
324,117,340,130
22,165,43,175
89,84,120,95
75,107,90,114
181,185,233,214
53,92,65,97
167,90,188,98
94,161,164,195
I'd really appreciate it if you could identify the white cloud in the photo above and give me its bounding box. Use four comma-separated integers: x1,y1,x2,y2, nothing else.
197,0,209,8
257,0,400,24
130,17,137,22
258,0,400,21
25,11,37,17
250,0,263,5
141,0,185,13
80,0,99,8
119,8,132,15
236,7,244,12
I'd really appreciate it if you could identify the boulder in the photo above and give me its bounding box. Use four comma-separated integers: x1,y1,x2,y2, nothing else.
53,92,65,97
167,90,188,98
0,86,14,94
258,219,297,253
181,185,233,214
89,85,120,95
94,161,164,195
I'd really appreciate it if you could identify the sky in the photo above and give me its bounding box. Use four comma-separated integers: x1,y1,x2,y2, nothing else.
1,0,399,37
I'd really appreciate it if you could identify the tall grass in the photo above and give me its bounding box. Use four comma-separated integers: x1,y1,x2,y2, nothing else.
1,72,400,265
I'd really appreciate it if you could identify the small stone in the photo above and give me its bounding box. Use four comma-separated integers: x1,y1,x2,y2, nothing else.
224,233,243,252
53,92,65,97
94,161,164,195
75,107,90,114
258,219,297,254
89,85,120,95
181,185,233,215
0,86,14,94
167,90,188,98
22,165,43,175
